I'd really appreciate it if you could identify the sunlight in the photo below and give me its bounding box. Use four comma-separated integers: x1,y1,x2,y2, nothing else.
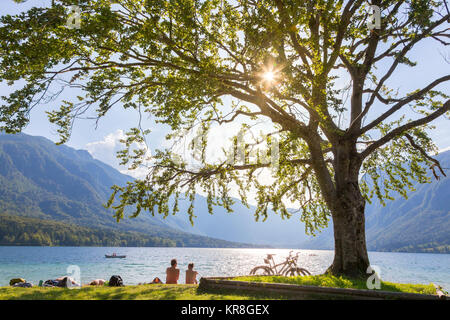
263,71,275,82
260,65,280,88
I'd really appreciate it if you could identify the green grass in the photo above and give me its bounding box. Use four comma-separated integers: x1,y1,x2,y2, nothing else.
230,275,437,295
0,284,289,300
0,275,438,300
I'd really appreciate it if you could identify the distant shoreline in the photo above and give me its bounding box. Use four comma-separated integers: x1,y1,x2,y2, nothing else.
0,245,449,254
0,244,269,249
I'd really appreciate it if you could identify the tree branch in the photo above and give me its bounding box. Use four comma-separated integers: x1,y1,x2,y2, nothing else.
404,133,447,180
360,75,450,134
360,99,450,159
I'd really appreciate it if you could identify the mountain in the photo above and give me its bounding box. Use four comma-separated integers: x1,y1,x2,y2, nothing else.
0,132,312,247
364,150,450,253
0,132,259,248
0,132,448,252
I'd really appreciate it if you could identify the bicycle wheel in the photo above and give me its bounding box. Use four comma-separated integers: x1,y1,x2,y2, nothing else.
297,268,311,276
249,266,273,276
284,267,311,277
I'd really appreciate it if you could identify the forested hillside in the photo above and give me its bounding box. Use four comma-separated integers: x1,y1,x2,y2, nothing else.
0,215,257,248
0,133,258,248
0,215,176,247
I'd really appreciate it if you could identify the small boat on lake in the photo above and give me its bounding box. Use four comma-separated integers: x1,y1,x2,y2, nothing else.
105,253,126,259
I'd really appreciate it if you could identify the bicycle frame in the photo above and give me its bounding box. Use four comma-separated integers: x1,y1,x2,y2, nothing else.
265,251,300,275
250,251,310,277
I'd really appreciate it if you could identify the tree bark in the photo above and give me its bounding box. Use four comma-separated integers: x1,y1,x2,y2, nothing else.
326,186,369,277
324,143,370,278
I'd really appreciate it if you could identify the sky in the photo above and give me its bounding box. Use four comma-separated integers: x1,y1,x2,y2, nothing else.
1,0,450,182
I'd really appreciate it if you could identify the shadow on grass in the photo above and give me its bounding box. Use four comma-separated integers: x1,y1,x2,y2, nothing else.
0,285,201,300
1,279,433,300
0,287,141,300
195,286,293,300
229,275,436,295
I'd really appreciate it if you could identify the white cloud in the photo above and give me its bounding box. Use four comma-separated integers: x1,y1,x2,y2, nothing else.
438,146,450,154
85,129,151,179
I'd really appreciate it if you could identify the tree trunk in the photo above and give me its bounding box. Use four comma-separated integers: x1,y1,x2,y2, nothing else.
307,130,370,278
321,139,370,278
326,180,370,278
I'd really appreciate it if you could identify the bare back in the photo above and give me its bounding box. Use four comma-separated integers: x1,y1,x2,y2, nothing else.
166,267,180,284
185,270,198,284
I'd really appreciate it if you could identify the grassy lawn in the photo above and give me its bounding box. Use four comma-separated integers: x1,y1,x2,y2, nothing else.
0,275,439,299
230,275,437,295
0,284,289,300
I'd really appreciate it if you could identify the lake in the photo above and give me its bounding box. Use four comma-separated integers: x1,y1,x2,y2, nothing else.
0,247,448,290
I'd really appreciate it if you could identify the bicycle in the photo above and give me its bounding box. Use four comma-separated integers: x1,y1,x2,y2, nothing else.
249,251,311,276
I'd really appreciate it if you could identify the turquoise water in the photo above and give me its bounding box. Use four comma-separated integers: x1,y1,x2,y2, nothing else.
0,247,448,290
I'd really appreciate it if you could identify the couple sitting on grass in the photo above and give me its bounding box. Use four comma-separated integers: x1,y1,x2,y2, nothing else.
166,259,198,284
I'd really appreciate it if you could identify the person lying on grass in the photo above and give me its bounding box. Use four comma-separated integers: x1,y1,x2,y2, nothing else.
138,277,163,285
89,279,105,286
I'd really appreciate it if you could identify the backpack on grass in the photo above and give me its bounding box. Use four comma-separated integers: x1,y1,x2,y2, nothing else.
13,282,33,288
109,275,123,287
9,278,26,286
43,279,59,287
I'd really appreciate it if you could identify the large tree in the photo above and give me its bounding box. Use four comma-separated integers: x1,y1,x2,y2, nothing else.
1,0,449,277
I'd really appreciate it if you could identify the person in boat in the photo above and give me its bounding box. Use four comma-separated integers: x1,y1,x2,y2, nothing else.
165,259,180,284
185,263,198,284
